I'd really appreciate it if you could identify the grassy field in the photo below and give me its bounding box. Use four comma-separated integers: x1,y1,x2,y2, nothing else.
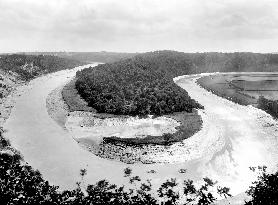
197,75,257,105
197,73,278,106
62,79,96,112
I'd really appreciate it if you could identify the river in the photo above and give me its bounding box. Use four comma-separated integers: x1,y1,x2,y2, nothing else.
4,66,278,203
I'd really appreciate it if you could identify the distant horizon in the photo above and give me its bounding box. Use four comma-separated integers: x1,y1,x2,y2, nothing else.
1,50,278,55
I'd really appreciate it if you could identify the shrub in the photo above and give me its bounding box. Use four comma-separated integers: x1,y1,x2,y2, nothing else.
246,166,278,205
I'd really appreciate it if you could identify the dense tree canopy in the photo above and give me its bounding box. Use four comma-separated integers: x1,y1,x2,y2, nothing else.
75,51,203,116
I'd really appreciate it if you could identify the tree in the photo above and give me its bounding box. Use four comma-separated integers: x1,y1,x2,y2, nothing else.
245,166,278,205
0,152,232,205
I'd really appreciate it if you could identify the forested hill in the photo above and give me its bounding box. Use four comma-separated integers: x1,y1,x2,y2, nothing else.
75,50,278,116
129,51,278,74
185,52,278,73
21,52,137,63
21,51,278,72
0,54,83,81
75,51,203,116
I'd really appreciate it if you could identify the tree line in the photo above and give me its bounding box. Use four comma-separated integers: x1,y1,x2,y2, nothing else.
0,54,83,81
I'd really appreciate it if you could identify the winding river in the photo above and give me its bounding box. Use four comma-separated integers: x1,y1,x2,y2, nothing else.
3,64,278,203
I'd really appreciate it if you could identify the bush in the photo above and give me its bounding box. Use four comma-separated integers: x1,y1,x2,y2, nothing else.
246,166,278,205
0,151,231,205
257,96,278,118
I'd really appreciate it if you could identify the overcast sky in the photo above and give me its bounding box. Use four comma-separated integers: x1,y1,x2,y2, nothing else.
1,0,278,53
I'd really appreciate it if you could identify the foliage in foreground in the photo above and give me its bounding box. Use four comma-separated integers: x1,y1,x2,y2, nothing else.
0,152,231,205
245,166,278,205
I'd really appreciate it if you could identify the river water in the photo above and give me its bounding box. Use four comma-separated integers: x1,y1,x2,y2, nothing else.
4,66,278,203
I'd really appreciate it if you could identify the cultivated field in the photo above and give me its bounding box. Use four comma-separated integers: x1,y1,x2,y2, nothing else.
197,73,278,106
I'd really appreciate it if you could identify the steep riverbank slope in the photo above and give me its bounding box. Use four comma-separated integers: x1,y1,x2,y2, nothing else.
0,54,83,156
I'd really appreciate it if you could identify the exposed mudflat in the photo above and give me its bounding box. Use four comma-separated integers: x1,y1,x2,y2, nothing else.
66,112,180,140
46,85,69,128
3,68,278,204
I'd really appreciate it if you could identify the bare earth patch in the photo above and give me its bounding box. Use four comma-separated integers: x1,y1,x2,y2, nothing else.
46,85,69,128
46,78,203,163
66,112,180,140
65,108,221,164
